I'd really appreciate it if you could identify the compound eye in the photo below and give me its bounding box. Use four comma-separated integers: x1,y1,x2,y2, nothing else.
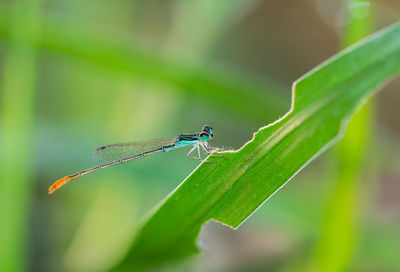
202,125,212,132
200,132,208,137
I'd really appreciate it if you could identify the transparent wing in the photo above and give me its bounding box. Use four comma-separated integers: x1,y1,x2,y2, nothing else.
93,137,177,164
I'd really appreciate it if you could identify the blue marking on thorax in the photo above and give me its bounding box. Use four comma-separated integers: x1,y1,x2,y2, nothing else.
175,139,198,148
199,135,209,141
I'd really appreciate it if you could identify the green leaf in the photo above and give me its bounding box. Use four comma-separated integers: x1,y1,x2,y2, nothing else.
113,22,400,270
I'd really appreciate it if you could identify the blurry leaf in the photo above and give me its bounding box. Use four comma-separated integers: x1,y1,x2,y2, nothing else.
0,0,40,271
113,23,400,270
0,8,289,124
63,181,140,272
311,1,375,271
168,0,259,57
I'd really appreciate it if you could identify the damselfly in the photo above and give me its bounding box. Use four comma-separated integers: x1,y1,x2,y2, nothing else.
49,125,222,194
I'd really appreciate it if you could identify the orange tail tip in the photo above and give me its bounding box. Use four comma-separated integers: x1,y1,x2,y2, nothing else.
48,176,73,194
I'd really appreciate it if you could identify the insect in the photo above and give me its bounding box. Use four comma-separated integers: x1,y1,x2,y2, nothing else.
49,125,223,194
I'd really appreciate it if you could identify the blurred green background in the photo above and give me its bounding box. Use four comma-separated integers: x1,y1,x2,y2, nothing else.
0,0,399,271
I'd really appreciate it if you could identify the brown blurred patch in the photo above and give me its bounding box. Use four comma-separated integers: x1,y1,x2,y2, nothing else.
215,0,339,84
377,77,400,136
376,174,400,217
